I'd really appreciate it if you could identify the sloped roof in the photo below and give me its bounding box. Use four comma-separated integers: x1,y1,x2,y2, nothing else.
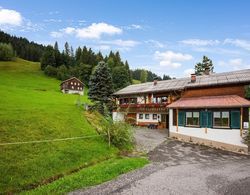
60,77,84,85
114,69,250,96
167,95,250,108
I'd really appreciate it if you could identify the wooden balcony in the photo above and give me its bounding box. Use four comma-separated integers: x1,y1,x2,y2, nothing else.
117,103,169,113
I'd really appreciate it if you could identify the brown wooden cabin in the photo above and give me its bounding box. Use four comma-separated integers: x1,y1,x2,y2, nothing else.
60,77,84,95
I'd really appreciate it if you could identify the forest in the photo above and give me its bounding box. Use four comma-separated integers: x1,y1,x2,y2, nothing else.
0,30,171,91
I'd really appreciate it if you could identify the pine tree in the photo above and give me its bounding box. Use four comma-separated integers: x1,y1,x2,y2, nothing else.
40,45,56,70
75,47,82,63
112,66,130,90
88,61,114,114
64,42,70,56
195,56,214,75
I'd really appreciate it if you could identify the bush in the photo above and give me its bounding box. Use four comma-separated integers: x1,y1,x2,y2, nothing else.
44,65,58,77
0,43,15,61
102,121,134,150
57,65,69,80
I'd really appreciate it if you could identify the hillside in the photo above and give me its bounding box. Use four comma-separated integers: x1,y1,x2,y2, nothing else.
0,58,147,193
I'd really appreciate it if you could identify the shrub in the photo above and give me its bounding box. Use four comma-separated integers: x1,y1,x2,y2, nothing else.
44,65,58,77
57,65,69,80
0,43,15,61
102,120,134,150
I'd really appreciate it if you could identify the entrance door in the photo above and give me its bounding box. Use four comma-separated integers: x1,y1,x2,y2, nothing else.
161,114,169,136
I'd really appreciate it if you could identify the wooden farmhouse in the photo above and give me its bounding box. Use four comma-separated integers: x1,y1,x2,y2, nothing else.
113,68,250,153
60,77,84,95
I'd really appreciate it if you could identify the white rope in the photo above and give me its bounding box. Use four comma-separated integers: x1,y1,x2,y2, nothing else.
0,134,105,146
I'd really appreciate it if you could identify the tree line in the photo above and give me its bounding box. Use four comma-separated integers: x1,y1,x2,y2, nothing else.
0,31,45,61
41,42,132,91
131,69,172,83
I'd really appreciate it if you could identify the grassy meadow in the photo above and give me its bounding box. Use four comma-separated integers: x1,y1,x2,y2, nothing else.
0,58,148,193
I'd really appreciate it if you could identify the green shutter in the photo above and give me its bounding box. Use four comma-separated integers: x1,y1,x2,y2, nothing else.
200,111,212,128
230,111,240,129
178,111,185,126
207,111,212,128
200,111,207,127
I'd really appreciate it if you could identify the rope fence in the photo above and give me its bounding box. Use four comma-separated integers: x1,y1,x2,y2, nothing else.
0,134,106,146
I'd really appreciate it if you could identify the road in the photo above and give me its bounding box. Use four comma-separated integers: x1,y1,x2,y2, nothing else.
71,138,250,195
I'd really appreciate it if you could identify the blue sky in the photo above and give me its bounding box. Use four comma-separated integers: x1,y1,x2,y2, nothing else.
1,0,250,78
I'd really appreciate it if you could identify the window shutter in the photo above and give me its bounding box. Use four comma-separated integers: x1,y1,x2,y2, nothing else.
230,110,240,129
200,111,207,127
178,111,185,126
207,111,213,128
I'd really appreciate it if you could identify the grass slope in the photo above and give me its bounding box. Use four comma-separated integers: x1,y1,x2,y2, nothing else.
132,79,141,84
0,58,147,193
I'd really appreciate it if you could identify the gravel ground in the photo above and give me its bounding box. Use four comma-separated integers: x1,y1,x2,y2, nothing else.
71,129,250,195
133,127,167,153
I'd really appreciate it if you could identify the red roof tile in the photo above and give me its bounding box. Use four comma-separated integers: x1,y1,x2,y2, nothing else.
167,95,250,108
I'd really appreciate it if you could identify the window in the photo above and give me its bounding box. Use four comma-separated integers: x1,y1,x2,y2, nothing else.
213,111,229,128
74,82,76,85
71,82,73,85
186,111,199,126
145,114,150,119
139,114,143,119
130,98,137,104
71,86,74,89
153,114,157,120
78,83,80,86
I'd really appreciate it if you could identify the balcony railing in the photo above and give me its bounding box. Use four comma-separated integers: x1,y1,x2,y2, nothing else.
117,103,169,113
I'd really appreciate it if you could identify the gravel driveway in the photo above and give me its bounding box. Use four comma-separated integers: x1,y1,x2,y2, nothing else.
71,130,250,195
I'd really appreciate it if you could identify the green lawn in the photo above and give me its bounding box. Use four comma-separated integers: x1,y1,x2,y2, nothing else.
132,79,141,84
0,58,148,193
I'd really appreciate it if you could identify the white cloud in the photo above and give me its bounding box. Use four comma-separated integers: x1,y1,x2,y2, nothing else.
125,24,143,30
75,22,122,39
180,39,220,46
50,22,122,39
63,27,75,34
224,39,250,51
184,68,195,77
154,50,193,68
218,58,250,70
145,40,165,48
50,31,63,38
100,39,139,47
43,19,62,23
228,58,243,66
0,7,23,26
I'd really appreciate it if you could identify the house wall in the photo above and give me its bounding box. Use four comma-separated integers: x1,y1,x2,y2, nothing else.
136,113,161,126
112,112,125,122
169,109,248,153
62,89,84,95
183,85,245,98
61,78,84,92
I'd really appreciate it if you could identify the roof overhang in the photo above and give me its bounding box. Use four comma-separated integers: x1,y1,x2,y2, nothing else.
167,95,250,109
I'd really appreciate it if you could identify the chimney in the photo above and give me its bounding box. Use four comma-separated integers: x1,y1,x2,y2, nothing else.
153,77,158,86
204,66,210,75
191,73,196,83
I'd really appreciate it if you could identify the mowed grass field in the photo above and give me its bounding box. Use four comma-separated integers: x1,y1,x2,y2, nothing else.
0,58,148,193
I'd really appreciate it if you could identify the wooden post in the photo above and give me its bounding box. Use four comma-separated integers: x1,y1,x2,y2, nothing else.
240,107,243,137
205,127,207,134
176,108,179,132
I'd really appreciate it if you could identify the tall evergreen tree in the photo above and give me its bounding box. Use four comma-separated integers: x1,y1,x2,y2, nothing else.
40,45,56,70
64,42,70,56
195,56,214,75
75,47,82,63
112,66,130,90
88,61,114,114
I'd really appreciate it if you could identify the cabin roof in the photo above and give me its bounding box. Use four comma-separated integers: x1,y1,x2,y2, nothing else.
167,95,250,108
60,77,84,85
114,69,250,96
